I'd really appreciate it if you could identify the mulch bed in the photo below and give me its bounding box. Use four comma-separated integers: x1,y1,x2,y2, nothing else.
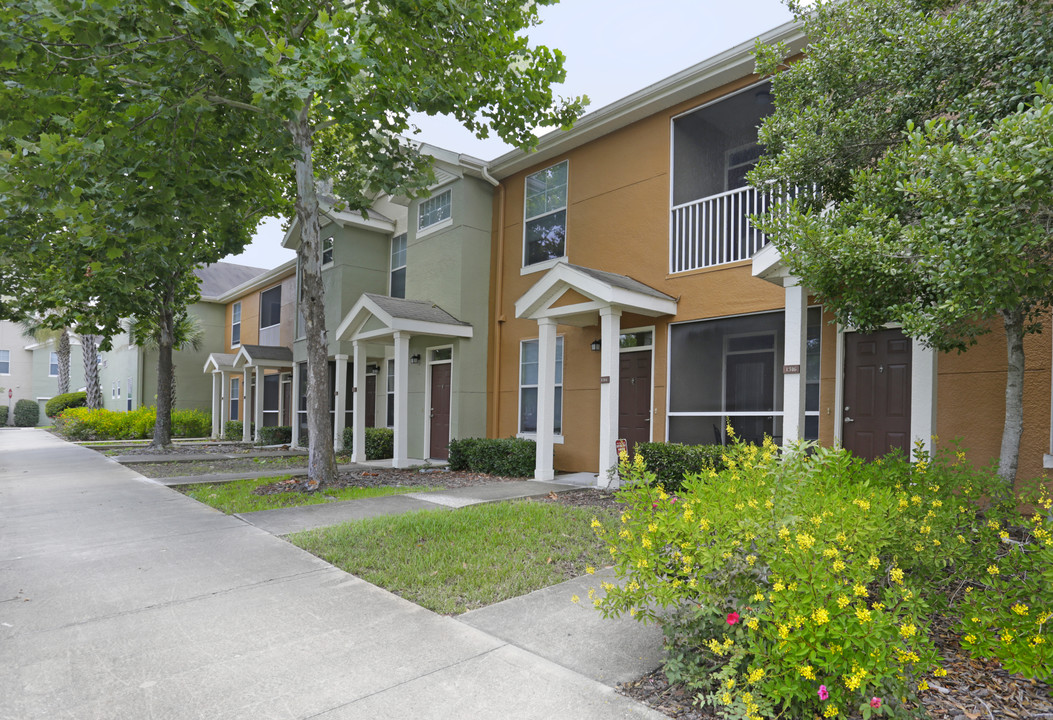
95,442,262,456
252,467,526,495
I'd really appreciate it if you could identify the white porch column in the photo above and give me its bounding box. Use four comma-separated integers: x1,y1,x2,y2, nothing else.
393,332,411,468
242,368,252,443
277,373,286,429
291,362,301,447
211,372,221,439
220,371,230,439
782,283,808,447
334,354,348,452
598,307,622,486
910,339,937,460
352,342,367,463
534,318,558,482
253,366,264,443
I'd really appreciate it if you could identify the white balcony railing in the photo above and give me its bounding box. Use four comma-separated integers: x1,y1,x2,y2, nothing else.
670,184,790,274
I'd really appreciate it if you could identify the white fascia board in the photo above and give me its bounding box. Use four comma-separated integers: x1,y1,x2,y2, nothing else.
752,243,794,287
389,318,473,339
490,20,804,179
608,288,678,316
217,259,298,304
335,295,394,342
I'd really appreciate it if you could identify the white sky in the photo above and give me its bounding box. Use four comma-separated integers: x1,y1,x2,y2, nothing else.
226,0,795,271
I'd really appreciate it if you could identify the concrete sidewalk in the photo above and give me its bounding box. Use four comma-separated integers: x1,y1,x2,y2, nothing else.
0,428,664,720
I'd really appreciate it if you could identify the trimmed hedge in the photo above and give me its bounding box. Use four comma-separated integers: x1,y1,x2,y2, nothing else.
447,437,535,477
54,406,210,440
14,398,39,427
45,391,87,418
633,441,726,492
0,404,8,425
224,420,245,439
341,426,394,460
258,425,292,445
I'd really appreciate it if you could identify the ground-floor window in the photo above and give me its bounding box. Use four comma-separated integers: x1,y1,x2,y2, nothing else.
262,373,280,427
668,308,821,446
296,361,345,436
230,376,240,421
386,358,395,427
519,336,563,435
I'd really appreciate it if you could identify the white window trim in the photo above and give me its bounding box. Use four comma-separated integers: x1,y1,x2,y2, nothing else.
522,159,569,268
389,233,407,297
417,187,453,236
229,377,240,421
423,344,455,459
322,235,334,267
231,301,242,348
385,357,395,428
519,255,568,277
620,326,657,444
47,351,57,377
517,335,565,440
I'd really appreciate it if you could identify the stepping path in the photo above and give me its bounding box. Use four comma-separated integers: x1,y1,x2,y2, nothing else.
0,428,665,720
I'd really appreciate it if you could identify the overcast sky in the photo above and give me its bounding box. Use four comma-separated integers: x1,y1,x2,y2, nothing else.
226,0,795,270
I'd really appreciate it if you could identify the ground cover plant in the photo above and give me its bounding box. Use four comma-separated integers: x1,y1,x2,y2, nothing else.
290,501,615,614
177,476,433,515
592,436,1051,720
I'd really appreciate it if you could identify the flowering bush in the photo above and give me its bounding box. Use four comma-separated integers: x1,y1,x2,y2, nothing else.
592,436,1049,720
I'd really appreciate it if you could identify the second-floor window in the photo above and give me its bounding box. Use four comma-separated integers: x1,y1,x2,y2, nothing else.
259,286,281,345
418,188,451,232
524,160,568,267
390,233,407,299
322,236,334,265
231,302,242,347
48,351,57,376
1,349,12,374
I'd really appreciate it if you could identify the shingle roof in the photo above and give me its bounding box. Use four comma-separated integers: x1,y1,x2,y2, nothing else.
363,293,469,326
195,262,269,299
566,264,675,301
239,345,294,363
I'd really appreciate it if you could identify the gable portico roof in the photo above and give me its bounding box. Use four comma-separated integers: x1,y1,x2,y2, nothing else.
203,352,237,373
335,293,472,343
515,263,677,326
231,344,294,369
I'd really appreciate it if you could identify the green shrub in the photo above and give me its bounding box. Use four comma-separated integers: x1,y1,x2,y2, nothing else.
634,441,726,491
0,405,8,425
341,426,395,460
590,437,1042,720
45,391,87,418
224,420,244,439
258,425,292,445
445,437,534,477
448,437,479,471
14,399,39,427
171,409,210,438
54,406,210,440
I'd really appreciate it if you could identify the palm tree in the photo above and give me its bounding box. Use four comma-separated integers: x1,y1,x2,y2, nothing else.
130,311,204,409
80,332,103,410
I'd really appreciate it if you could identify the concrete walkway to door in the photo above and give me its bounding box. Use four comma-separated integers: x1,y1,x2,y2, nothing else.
0,428,664,720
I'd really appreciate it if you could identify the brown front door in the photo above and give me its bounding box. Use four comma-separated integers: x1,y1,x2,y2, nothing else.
619,350,652,454
843,329,912,460
429,363,452,460
365,375,376,428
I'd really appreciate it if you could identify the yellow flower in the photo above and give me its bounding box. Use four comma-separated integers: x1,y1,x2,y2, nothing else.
585,566,595,575
571,595,580,604
590,518,602,529
890,567,904,584
854,584,868,597
774,581,785,592
918,680,929,692
867,555,880,569
832,559,846,572
640,537,652,548
933,667,948,677
746,617,759,631
824,705,839,718
752,592,766,602
855,607,872,623
748,667,765,683
799,665,816,680
899,623,917,639
1012,603,1029,616
837,595,851,608
725,677,736,689
987,565,1000,576
746,555,757,567
813,608,830,626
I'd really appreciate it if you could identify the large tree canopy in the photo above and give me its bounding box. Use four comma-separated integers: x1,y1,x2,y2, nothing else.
752,0,1053,485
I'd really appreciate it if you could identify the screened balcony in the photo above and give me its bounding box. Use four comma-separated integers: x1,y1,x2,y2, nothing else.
669,81,777,274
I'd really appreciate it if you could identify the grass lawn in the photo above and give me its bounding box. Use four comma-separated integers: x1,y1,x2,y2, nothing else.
289,501,616,614
178,476,437,514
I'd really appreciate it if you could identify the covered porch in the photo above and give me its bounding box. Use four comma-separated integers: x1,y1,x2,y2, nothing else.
334,293,472,467
230,345,294,443
515,263,677,485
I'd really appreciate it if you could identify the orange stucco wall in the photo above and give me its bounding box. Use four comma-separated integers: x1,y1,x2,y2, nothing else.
224,272,297,354
487,69,1053,481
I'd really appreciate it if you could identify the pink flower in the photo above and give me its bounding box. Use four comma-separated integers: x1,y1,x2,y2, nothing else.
870,697,882,709
726,612,740,625
818,685,829,701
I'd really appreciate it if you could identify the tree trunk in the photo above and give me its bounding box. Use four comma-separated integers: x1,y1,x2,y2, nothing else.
289,106,335,491
57,329,70,395
151,288,176,449
997,307,1025,490
81,334,103,409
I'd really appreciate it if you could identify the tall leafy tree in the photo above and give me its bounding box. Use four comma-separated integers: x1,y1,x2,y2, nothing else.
752,0,1053,486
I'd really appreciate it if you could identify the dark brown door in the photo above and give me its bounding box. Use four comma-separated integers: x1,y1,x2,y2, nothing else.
429,363,452,460
843,329,912,460
619,350,652,454
365,375,376,428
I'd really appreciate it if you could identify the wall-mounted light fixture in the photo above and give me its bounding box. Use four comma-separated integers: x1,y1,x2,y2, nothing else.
366,363,380,375
590,339,602,352
410,354,421,365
